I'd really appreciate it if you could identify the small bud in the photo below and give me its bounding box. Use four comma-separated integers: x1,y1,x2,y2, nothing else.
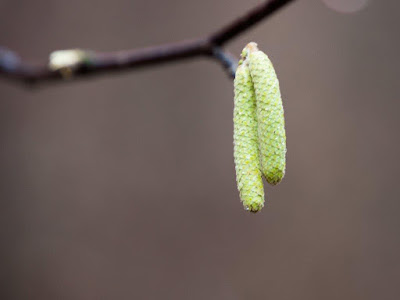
49,49,92,78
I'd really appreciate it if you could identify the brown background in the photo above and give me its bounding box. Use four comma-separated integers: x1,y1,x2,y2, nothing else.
1,1,399,299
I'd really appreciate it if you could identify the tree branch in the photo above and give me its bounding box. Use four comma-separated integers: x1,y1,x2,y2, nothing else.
0,0,296,87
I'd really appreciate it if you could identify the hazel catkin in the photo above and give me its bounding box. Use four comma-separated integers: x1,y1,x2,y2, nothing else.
233,60,265,212
246,42,286,185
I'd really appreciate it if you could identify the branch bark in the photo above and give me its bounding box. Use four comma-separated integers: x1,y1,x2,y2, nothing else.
0,0,296,86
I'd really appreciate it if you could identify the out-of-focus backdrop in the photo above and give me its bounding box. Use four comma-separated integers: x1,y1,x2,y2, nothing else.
1,0,399,299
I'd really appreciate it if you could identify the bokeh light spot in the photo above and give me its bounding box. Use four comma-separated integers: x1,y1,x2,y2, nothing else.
322,0,369,13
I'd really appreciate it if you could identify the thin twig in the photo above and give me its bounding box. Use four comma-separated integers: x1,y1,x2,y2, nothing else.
212,47,238,79
209,0,296,45
0,0,296,86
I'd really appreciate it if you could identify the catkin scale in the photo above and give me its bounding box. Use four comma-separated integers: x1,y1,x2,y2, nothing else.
233,61,265,212
247,43,286,185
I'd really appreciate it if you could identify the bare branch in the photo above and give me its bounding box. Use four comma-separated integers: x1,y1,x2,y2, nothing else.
209,0,296,45
0,0,296,87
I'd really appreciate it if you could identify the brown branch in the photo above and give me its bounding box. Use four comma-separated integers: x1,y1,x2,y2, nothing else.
209,0,296,45
0,0,296,86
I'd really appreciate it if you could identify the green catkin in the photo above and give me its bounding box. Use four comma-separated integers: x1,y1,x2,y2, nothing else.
246,42,287,185
233,60,265,212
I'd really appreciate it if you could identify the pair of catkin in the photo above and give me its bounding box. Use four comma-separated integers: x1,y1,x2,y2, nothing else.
233,42,286,213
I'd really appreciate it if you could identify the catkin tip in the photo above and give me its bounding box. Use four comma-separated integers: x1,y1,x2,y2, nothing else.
243,200,264,213
240,42,259,62
248,206,262,213
245,42,259,53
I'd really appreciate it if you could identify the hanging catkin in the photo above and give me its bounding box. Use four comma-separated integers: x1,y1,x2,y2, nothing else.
233,59,265,212
233,42,286,212
246,42,286,185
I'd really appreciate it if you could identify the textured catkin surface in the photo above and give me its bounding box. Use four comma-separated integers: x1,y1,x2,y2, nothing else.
233,63,265,212
248,50,286,185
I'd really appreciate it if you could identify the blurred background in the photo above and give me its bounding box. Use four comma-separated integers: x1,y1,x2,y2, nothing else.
1,0,399,299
